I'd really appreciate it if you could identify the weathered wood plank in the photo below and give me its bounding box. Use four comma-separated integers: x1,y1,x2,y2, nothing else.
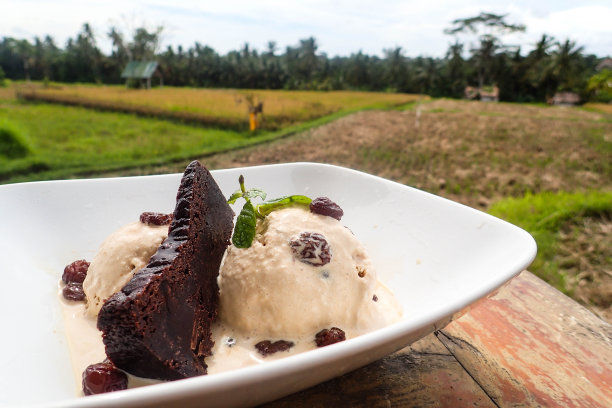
262,334,496,407
264,271,611,407
439,271,612,408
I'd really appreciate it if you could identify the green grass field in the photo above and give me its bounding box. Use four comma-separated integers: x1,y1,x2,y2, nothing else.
0,99,247,182
489,190,612,295
0,86,422,183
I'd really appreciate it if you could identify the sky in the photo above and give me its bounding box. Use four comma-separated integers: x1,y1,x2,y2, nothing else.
2,0,611,58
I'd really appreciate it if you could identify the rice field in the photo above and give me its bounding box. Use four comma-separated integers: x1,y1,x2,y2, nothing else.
0,84,423,183
16,84,423,130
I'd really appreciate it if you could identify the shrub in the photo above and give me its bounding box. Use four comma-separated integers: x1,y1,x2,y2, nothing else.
586,69,612,103
0,119,32,159
489,191,612,293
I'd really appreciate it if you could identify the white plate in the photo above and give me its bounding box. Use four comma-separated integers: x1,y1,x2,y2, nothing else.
0,162,536,407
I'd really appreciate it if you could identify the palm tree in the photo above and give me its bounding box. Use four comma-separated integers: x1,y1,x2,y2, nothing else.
525,34,556,100
445,41,466,97
471,35,500,89
550,39,585,92
13,39,33,81
383,47,407,91
445,12,525,89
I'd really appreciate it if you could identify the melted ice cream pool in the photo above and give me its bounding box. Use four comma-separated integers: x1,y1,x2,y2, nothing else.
60,207,402,392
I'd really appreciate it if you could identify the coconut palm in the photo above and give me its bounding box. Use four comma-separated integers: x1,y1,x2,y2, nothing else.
445,12,525,89
525,34,556,99
550,39,585,92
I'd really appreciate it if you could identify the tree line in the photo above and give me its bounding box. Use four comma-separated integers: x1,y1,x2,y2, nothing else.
0,13,610,103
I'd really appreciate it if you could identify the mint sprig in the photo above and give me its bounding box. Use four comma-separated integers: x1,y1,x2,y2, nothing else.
256,195,312,217
228,175,312,248
228,176,266,204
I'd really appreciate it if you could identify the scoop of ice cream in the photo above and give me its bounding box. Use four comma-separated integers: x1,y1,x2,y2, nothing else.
83,221,168,316
218,207,400,338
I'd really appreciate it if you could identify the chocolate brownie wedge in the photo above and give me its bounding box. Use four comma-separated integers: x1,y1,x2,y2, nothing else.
97,161,234,380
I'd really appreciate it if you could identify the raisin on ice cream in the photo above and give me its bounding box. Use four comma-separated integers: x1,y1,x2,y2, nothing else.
218,207,401,339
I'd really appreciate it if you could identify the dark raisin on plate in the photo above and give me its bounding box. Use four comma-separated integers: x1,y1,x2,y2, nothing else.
310,197,344,220
82,361,128,396
315,327,346,347
289,232,331,266
62,260,90,284
63,282,86,301
139,212,173,226
255,340,295,356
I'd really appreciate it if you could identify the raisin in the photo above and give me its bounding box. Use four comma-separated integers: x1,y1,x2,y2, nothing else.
63,282,86,301
82,361,128,396
372,294,378,302
315,327,346,347
310,197,344,220
255,340,294,356
139,212,173,226
289,232,331,266
62,259,89,284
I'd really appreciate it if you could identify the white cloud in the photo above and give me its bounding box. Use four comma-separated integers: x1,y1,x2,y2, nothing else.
523,5,612,55
1,1,610,57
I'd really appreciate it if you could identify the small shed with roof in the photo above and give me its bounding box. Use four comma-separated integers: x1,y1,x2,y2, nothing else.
464,85,499,102
121,61,162,89
549,92,580,106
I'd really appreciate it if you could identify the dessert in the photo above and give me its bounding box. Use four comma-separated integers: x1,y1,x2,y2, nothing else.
59,161,402,395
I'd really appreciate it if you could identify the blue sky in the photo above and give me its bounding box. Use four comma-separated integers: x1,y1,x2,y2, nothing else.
2,0,611,57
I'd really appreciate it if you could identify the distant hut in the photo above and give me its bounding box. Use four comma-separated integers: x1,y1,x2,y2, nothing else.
121,61,162,89
464,85,499,102
479,86,499,102
596,58,612,72
549,92,580,106
464,86,479,100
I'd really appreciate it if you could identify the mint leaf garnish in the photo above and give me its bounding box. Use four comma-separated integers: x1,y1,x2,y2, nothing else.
232,200,257,248
227,175,312,248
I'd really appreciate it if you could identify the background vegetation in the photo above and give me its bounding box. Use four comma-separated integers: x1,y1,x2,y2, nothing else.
490,191,611,318
0,13,610,103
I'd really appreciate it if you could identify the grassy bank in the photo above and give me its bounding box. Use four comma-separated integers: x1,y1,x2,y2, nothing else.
0,99,249,182
489,191,611,312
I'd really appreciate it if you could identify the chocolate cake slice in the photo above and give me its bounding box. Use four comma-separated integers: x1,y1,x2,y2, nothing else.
97,160,234,380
